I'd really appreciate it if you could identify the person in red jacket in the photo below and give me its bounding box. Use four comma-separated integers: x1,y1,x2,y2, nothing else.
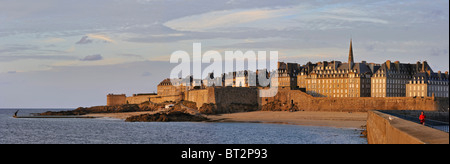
419,111,426,125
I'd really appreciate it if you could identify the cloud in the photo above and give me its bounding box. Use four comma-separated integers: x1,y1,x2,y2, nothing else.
76,36,92,44
80,54,103,61
119,53,144,59
76,34,115,44
86,34,115,43
430,48,449,57
0,44,39,54
76,36,93,44
0,54,78,62
44,37,66,43
164,8,290,32
163,2,392,33
320,15,388,24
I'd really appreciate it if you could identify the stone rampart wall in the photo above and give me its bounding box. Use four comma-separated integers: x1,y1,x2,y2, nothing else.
366,110,449,144
186,89,211,108
126,95,156,104
213,87,259,109
186,87,259,109
261,89,447,112
107,94,126,106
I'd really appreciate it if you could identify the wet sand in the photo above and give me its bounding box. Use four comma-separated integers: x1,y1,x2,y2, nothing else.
87,111,367,129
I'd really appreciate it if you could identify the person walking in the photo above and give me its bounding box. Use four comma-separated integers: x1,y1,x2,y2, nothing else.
419,111,426,125
13,110,19,118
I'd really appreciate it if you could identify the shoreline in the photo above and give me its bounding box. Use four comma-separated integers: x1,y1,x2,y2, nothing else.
86,111,368,129
207,111,367,129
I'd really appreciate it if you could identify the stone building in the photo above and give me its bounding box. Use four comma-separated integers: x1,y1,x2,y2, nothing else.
297,39,372,97
297,62,316,89
235,71,248,87
157,78,184,96
107,39,448,106
371,61,414,97
371,61,438,97
406,71,449,98
277,62,300,89
235,70,258,87
294,39,448,98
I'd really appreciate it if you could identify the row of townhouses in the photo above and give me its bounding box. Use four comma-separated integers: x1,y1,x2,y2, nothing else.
173,40,449,98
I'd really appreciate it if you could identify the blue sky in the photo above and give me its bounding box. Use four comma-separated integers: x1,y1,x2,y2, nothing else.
0,0,448,108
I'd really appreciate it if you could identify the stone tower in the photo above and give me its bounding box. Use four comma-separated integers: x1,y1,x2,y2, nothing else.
107,94,126,106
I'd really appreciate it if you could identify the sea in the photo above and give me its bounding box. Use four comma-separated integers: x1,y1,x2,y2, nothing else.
0,109,367,144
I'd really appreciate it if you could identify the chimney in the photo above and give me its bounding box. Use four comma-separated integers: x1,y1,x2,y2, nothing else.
416,61,421,72
394,61,400,71
323,61,328,68
422,61,430,72
386,60,391,70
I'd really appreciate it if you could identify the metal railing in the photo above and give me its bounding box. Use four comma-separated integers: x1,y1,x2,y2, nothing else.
380,111,449,133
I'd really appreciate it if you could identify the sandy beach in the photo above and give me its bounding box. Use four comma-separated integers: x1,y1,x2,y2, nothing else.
87,111,367,129
207,111,367,129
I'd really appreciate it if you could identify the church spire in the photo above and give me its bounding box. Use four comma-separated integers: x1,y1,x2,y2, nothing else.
348,38,354,68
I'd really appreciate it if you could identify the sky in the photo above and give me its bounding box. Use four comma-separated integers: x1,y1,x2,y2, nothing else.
0,0,448,108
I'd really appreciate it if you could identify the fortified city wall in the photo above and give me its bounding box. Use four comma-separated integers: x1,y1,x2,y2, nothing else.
261,89,448,112
185,87,259,110
108,87,448,112
106,94,126,106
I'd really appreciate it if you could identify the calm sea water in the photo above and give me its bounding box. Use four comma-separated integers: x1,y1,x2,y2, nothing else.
0,109,367,144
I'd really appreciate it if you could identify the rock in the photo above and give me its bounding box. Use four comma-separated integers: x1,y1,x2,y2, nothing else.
125,111,208,122
199,103,258,115
39,104,143,116
261,100,300,112
199,103,217,115
138,101,165,111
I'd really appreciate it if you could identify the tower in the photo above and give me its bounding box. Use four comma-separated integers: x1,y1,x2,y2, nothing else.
107,94,126,106
348,39,354,69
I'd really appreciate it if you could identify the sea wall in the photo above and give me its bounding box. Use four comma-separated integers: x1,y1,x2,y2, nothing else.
109,87,448,112
126,95,155,104
107,94,182,106
147,95,182,104
366,110,449,144
185,89,211,108
261,89,448,112
107,94,126,106
186,87,259,110
212,87,259,110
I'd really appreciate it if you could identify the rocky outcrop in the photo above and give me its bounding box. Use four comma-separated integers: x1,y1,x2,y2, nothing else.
199,103,259,115
138,101,165,111
261,100,299,112
125,111,208,122
199,103,216,115
39,102,165,116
